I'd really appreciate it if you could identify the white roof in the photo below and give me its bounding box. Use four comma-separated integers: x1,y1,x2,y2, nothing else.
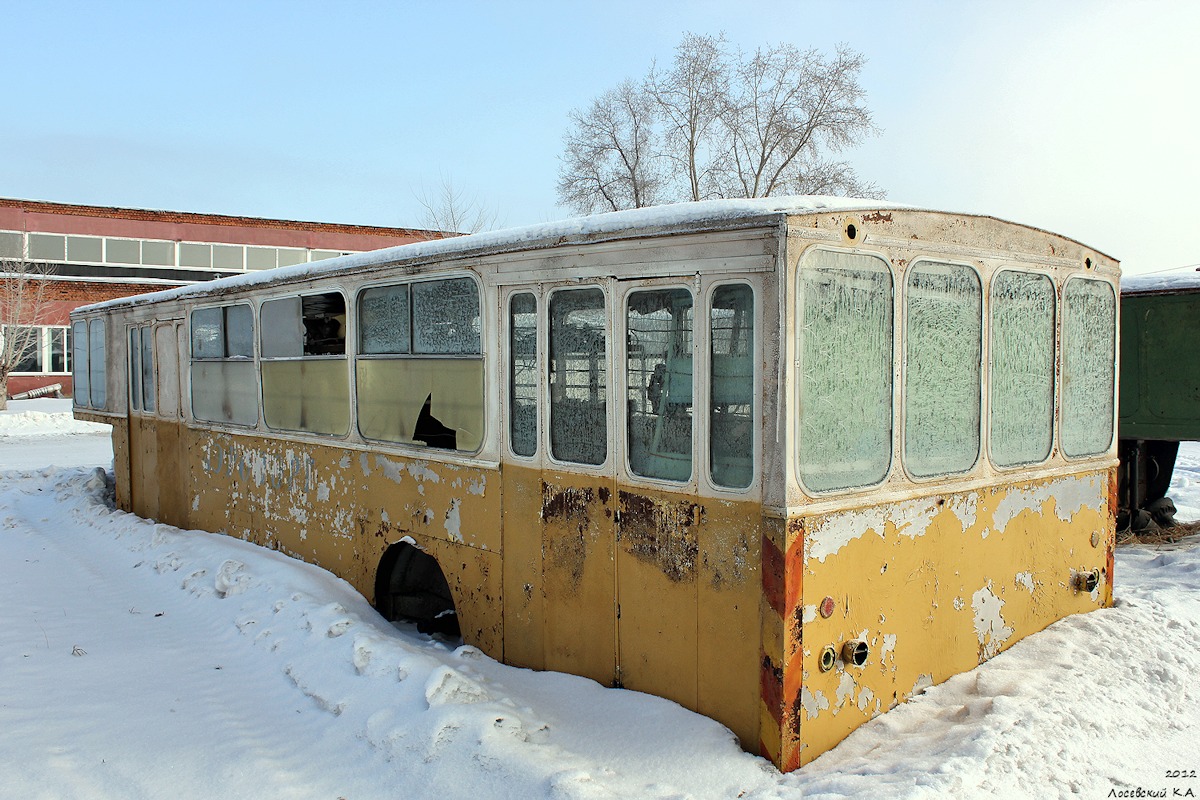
1122,271,1200,294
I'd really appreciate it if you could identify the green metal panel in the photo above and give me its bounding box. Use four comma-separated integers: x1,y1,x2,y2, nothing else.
1118,290,1200,441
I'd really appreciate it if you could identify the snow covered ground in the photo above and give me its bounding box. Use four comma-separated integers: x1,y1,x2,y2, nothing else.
2,399,1198,799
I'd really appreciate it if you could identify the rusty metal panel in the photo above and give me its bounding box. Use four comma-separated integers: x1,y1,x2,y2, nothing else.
792,469,1114,766
695,496,762,752
540,471,617,686
615,488,700,707
500,463,546,670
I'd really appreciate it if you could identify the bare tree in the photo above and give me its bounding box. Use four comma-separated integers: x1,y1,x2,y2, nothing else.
556,79,665,213
646,32,731,202
712,43,880,199
557,35,882,214
414,176,501,235
0,259,54,410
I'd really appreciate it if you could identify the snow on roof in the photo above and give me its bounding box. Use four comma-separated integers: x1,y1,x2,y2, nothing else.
1121,270,1200,295
70,196,903,314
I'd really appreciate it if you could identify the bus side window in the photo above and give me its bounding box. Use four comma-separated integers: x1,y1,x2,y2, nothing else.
627,288,693,482
989,271,1055,467
549,288,607,466
509,292,538,458
88,318,106,409
904,262,981,477
797,251,894,492
1061,278,1116,457
710,284,754,489
356,277,484,452
72,320,90,407
191,303,257,426
261,292,350,436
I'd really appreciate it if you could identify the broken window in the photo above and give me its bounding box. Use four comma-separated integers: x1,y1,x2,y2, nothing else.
549,288,607,466
260,292,349,436
904,261,981,477
989,271,1055,467
627,288,693,482
1061,278,1116,457
355,277,484,452
509,292,538,458
797,250,893,492
190,304,257,426
710,284,755,490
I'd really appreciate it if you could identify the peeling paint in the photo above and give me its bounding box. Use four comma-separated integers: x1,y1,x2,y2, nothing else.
444,498,463,543
1014,572,1035,594
800,686,829,719
971,582,1013,661
373,455,406,484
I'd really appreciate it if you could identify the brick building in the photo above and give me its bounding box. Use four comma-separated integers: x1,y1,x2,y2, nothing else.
0,198,446,398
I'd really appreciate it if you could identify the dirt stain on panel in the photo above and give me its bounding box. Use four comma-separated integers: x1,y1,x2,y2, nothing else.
618,491,701,583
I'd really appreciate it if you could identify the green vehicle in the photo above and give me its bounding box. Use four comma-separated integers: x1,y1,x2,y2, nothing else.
1119,272,1200,532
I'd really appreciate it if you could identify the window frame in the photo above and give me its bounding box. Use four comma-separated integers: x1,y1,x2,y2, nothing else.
353,273,486,453
705,279,759,494
900,258,984,481
1059,275,1117,460
546,283,611,471
794,246,897,496
188,302,259,428
986,267,1058,470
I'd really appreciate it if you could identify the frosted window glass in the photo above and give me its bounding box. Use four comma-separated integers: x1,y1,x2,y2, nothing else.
904,262,982,477
191,308,223,359
141,240,175,266
29,233,65,261
509,292,538,457
179,243,212,268
550,288,607,465
989,271,1055,466
710,284,754,489
67,236,102,263
0,231,22,258
130,327,142,411
141,326,156,413
412,278,480,355
262,360,349,435
798,251,893,492
213,245,244,270
627,288,693,481
106,239,140,265
89,319,106,408
1062,279,1116,457
225,305,254,358
72,321,89,405
247,247,277,270
260,297,304,358
277,248,305,267
359,285,411,354
191,362,257,426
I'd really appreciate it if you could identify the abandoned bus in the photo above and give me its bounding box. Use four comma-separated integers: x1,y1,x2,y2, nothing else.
71,198,1118,771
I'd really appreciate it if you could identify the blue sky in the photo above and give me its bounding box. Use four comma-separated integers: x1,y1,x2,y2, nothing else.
3,0,1197,274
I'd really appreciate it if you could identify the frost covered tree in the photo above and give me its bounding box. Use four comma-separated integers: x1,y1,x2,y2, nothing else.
0,259,53,410
557,34,882,214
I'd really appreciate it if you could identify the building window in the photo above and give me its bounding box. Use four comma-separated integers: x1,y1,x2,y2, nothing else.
4,326,71,375
66,236,103,263
28,233,65,261
190,304,257,426
1061,278,1116,457
356,278,484,452
627,288,693,482
0,231,22,258
989,270,1056,467
797,250,894,493
903,261,982,477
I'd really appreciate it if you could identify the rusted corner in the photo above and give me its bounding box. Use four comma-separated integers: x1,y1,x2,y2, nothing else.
861,211,893,224
760,652,784,726
617,491,700,582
